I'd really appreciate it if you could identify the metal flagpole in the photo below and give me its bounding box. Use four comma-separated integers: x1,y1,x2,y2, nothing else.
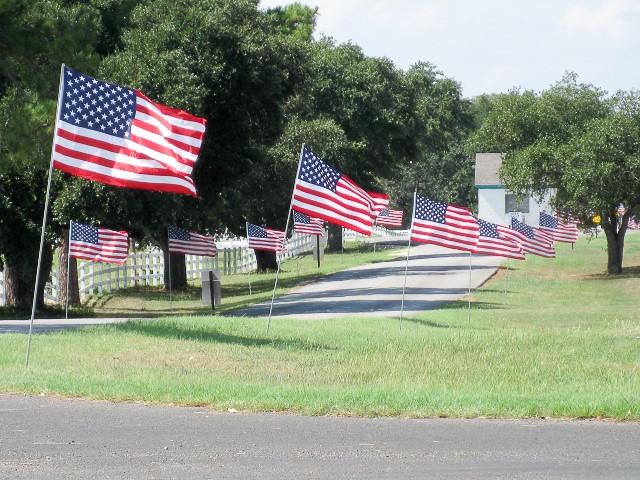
65,221,72,320
167,229,173,308
399,189,417,329
246,222,252,296
267,143,305,330
25,64,65,367
467,252,472,324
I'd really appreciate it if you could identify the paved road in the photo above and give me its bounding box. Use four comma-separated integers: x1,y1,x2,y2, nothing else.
1,395,638,479
235,244,503,319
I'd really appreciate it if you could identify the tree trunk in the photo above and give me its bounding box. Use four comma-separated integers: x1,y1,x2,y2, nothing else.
601,212,628,274
3,250,52,310
58,230,80,307
327,223,343,252
159,233,187,291
254,249,278,272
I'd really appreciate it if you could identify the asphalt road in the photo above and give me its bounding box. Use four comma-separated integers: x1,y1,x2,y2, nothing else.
1,395,638,479
236,244,503,319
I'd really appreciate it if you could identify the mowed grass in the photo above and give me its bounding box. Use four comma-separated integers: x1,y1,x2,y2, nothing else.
0,234,639,419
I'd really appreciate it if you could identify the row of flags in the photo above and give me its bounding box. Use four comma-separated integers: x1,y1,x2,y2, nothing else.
54,66,579,270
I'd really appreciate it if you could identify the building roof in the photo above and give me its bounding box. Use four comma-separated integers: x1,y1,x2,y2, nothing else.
474,153,504,187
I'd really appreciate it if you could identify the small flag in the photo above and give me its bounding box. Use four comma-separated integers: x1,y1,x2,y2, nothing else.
539,212,579,243
69,221,128,264
292,146,375,235
474,219,524,260
411,194,479,253
293,211,324,236
508,218,555,258
367,191,390,217
168,226,217,257
377,208,403,227
247,223,286,252
52,66,207,197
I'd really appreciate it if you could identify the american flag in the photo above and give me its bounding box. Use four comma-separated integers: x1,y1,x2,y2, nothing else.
247,223,286,252
377,208,403,227
168,225,217,257
474,219,524,260
539,212,579,243
52,66,207,197
292,146,375,236
293,211,324,236
508,218,556,258
410,194,479,253
69,221,128,264
628,217,640,230
367,191,390,217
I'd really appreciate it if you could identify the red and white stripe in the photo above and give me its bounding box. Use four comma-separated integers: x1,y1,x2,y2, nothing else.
367,191,390,217
502,227,556,258
70,228,128,264
169,232,217,257
377,209,403,227
293,214,324,236
475,225,524,260
411,204,480,253
248,228,286,252
293,174,374,236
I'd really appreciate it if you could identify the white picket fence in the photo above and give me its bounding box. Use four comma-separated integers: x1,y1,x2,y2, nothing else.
0,227,405,306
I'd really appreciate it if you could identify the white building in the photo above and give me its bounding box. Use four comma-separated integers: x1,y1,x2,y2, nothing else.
475,153,553,227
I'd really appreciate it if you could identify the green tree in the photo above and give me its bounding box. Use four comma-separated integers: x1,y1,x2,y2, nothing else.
472,74,640,274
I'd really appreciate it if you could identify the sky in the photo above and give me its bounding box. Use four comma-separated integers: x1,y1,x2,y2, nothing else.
259,0,640,97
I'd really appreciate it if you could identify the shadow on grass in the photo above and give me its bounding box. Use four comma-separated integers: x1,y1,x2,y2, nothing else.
112,319,335,351
584,265,640,281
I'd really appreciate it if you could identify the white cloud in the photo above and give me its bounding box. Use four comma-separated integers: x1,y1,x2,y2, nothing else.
562,0,640,38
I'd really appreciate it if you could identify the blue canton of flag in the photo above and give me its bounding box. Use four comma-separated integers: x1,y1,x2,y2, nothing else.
415,196,447,223
299,148,342,192
61,68,136,138
478,219,499,238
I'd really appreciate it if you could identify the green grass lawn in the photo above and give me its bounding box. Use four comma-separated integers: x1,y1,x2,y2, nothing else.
0,234,639,419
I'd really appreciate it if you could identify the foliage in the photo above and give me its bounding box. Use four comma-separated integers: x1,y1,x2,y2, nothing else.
471,73,640,272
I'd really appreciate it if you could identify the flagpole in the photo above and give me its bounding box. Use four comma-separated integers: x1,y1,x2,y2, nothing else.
400,189,417,328
25,64,65,367
246,222,252,296
65,221,72,320
373,219,377,254
167,229,173,309
267,143,305,330
467,252,472,324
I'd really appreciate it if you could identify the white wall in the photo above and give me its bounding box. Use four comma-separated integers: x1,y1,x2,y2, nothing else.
478,188,554,227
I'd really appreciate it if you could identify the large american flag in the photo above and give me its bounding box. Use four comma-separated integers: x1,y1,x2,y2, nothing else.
247,223,286,252
292,146,375,236
52,66,207,197
69,221,128,264
293,211,324,236
168,226,217,257
539,212,579,243
508,218,556,258
377,208,403,227
474,219,524,260
367,191,390,217
410,195,479,253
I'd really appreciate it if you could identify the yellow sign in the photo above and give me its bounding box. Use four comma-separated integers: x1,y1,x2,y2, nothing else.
592,215,601,224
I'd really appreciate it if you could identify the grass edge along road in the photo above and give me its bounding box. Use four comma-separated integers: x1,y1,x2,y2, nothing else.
1,235,639,420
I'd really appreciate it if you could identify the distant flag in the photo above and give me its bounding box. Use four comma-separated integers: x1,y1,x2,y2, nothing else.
52,66,207,197
69,221,128,264
247,223,286,252
508,218,555,258
410,194,479,253
168,226,217,257
367,191,390,217
292,146,375,236
628,217,640,230
474,219,524,260
377,208,403,227
293,211,324,236
539,212,579,243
